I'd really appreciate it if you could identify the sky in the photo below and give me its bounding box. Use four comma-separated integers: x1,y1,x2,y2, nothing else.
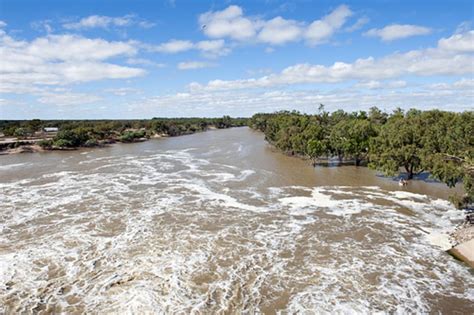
0,0,473,119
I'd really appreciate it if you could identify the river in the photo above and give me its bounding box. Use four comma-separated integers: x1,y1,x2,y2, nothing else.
0,127,473,313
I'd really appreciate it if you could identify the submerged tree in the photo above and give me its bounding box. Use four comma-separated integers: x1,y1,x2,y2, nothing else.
369,110,425,179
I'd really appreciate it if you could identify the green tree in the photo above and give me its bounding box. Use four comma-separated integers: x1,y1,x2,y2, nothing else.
14,127,28,138
369,110,425,179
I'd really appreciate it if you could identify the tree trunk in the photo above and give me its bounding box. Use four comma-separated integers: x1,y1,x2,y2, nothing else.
355,157,361,166
407,164,414,180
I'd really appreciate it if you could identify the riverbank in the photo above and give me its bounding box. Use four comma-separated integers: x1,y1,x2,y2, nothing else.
0,143,46,155
0,126,243,156
448,221,474,268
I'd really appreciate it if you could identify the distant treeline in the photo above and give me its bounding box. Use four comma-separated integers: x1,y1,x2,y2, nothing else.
250,107,473,208
0,116,248,148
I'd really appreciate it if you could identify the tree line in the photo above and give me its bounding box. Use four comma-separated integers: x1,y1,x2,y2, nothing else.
250,107,473,209
0,116,248,149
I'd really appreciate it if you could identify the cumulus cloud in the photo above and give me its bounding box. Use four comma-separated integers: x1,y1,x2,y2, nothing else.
199,5,259,40
63,14,155,30
0,32,145,93
355,80,407,89
177,61,215,70
31,20,54,33
152,39,194,53
365,24,432,41
148,39,230,57
438,30,474,52
127,79,473,118
345,17,369,32
199,5,352,46
37,91,102,106
126,58,166,67
257,17,303,45
195,39,230,57
428,78,474,90
305,5,353,45
104,87,141,96
189,31,474,91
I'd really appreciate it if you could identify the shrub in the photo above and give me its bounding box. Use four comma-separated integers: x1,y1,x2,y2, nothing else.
53,139,74,148
84,138,99,147
38,139,53,148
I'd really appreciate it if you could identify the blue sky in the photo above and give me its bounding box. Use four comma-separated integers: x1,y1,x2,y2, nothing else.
0,0,472,119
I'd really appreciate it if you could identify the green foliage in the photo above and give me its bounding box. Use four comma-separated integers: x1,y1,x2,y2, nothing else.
369,110,425,179
38,139,53,148
84,138,99,147
250,108,473,209
14,127,29,138
330,119,376,165
28,119,42,132
307,139,327,165
119,130,146,142
53,139,74,148
53,129,90,147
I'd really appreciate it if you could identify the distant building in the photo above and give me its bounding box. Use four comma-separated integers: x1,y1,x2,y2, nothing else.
43,127,59,132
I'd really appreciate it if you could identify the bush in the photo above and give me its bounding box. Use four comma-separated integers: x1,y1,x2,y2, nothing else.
449,193,472,210
53,139,74,148
14,127,29,138
84,139,99,147
119,130,146,142
38,139,53,148
53,129,90,147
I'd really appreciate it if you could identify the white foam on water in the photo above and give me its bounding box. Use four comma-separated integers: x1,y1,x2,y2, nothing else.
279,186,381,216
0,162,29,170
1,147,473,313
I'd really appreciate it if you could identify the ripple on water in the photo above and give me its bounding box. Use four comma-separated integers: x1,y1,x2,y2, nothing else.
0,148,473,313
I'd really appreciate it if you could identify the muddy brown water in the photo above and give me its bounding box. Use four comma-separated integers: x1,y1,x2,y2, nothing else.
0,127,473,313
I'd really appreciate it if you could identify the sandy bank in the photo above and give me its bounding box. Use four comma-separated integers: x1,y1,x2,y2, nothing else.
451,221,474,245
448,238,474,268
447,221,474,268
0,144,45,155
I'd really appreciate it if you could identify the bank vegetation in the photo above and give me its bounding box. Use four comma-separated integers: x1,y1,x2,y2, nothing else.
250,107,473,209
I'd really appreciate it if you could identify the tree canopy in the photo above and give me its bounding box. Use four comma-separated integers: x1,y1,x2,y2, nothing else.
250,107,473,208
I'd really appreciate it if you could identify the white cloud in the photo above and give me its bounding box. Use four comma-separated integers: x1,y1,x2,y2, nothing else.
452,78,474,89
355,80,407,89
365,24,432,41
63,14,155,30
428,78,474,90
199,5,259,40
37,91,102,106
25,35,137,61
345,17,369,32
152,39,194,53
104,87,141,96
31,20,54,34
199,5,352,46
438,30,474,52
0,32,145,92
258,17,303,45
126,58,166,67
149,39,230,57
195,39,230,57
177,61,215,70
305,5,352,45
189,31,474,91
0,21,6,28
127,82,472,118
455,21,472,34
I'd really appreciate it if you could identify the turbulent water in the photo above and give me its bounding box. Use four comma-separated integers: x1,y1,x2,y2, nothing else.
1,127,473,314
